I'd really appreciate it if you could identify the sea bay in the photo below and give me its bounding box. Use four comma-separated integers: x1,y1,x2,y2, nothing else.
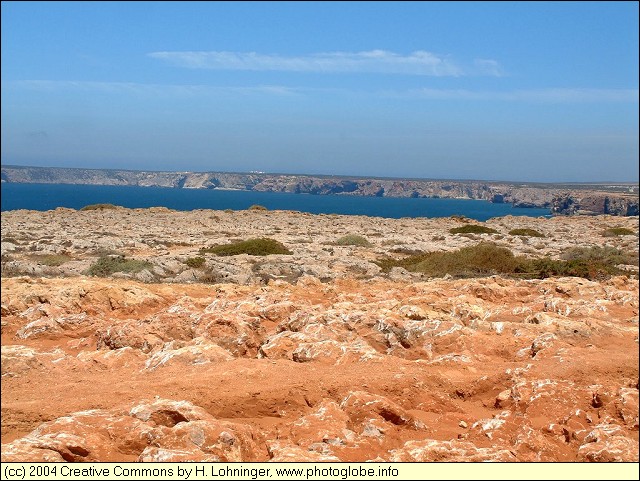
0,182,550,221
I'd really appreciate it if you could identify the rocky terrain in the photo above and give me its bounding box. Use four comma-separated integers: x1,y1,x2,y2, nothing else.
3,165,639,215
1,207,638,462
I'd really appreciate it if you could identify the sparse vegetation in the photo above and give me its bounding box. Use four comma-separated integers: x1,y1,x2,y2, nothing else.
390,247,424,255
1,254,18,276
87,255,153,276
375,242,634,280
184,256,206,268
376,243,518,277
560,245,638,266
336,234,372,247
248,204,268,211
80,203,119,211
449,225,498,235
29,254,73,266
200,238,292,256
92,248,125,257
508,228,545,238
516,258,618,280
602,227,635,237
199,269,223,284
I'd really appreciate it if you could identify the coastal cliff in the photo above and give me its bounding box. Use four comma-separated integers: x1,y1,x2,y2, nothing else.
2,165,638,215
551,192,639,216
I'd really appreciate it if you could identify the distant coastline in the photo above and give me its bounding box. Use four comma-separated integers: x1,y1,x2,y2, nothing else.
1,165,638,216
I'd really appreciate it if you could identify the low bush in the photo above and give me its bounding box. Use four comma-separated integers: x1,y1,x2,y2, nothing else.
200,238,292,256
184,256,206,268
376,243,517,277
248,204,268,211
560,245,638,266
336,234,372,247
508,228,545,238
87,255,153,276
376,242,633,280
80,203,119,211
514,258,617,279
449,225,498,235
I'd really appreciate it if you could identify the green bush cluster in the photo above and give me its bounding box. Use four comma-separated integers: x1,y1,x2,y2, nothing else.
184,256,206,268
87,255,153,276
80,203,119,211
376,242,633,280
248,204,268,211
335,234,372,247
200,238,292,256
376,243,518,277
508,228,545,238
449,225,498,235
560,245,637,266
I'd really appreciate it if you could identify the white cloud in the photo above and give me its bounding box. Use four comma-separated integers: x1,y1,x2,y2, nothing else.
148,50,468,76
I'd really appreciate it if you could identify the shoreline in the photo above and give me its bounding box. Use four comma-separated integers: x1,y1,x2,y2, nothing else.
2,165,638,216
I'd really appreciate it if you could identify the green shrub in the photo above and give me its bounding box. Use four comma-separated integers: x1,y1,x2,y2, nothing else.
184,256,206,268
413,243,520,277
449,225,498,235
248,204,268,211
376,243,518,277
514,258,612,279
560,246,638,266
336,234,372,247
602,227,635,237
30,254,73,266
87,255,153,276
508,228,545,238
375,242,634,280
200,238,292,256
80,203,119,211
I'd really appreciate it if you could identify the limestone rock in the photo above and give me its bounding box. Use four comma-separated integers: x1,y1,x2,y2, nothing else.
389,439,516,462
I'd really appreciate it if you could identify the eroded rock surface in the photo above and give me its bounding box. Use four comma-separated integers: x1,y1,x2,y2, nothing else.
2,273,638,462
1,210,638,462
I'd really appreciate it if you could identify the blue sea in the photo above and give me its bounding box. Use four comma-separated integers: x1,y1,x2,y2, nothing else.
0,183,550,221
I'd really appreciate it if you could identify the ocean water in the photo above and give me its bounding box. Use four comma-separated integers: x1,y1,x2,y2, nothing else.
0,183,550,221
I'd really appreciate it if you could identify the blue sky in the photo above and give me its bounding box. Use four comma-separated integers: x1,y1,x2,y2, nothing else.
1,1,638,182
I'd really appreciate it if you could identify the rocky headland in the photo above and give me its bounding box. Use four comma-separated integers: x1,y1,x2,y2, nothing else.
2,165,639,215
1,207,638,462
